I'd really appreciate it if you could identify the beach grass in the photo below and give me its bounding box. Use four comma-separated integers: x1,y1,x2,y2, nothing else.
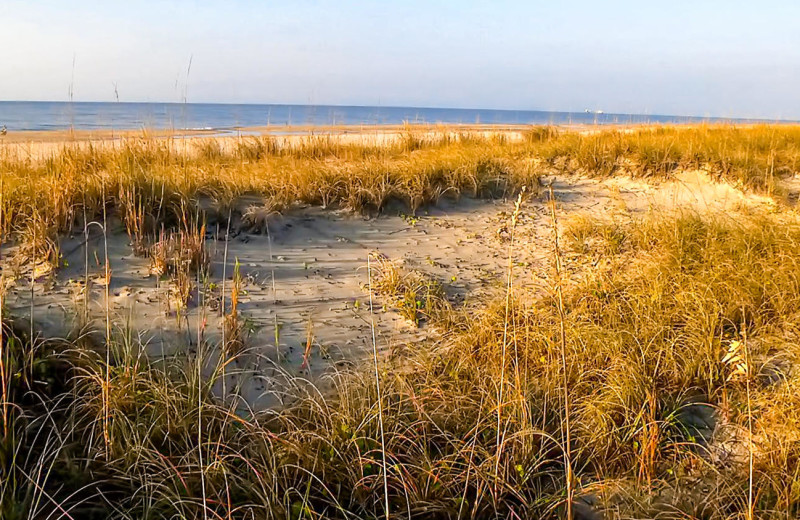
2,124,800,518
3,123,800,246
4,209,800,518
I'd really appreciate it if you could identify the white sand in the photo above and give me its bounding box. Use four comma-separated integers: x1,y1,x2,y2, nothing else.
0,170,775,408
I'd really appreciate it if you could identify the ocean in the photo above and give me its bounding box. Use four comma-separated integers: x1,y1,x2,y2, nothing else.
0,101,764,133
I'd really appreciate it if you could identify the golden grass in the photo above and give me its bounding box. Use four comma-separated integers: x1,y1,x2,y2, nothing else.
3,123,800,254
532,125,800,192
4,208,800,517
0,130,537,244
368,252,453,326
2,124,800,518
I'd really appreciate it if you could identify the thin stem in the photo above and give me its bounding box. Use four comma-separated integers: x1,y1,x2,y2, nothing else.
0,171,6,438
198,312,208,519
221,209,231,398
743,312,754,520
266,220,280,362
101,180,112,458
367,253,390,520
495,188,525,483
30,218,35,345
549,184,573,520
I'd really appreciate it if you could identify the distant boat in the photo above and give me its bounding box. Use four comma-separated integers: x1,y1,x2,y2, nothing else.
584,109,604,115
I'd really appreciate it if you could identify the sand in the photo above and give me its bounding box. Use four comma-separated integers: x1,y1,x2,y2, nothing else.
0,124,533,162
0,160,775,408
2,125,782,408
0,121,713,160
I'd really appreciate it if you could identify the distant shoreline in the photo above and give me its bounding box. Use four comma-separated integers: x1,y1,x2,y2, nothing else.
3,122,797,163
0,123,541,144
2,100,785,136
2,120,797,143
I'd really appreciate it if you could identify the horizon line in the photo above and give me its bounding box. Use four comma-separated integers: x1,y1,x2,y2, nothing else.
2,99,794,123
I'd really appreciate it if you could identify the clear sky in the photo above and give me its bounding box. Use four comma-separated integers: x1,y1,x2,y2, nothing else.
2,1,799,119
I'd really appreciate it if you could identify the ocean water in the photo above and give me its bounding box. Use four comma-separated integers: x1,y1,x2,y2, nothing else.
0,101,758,133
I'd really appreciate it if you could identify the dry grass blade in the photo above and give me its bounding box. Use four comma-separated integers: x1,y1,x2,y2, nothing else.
367,252,390,520
548,184,573,519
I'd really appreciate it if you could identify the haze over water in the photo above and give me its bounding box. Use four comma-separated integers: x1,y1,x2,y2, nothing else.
0,101,773,133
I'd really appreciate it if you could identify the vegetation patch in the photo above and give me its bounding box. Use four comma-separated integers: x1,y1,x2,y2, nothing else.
2,126,800,518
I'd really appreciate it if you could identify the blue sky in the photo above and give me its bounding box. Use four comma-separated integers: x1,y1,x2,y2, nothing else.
2,1,799,118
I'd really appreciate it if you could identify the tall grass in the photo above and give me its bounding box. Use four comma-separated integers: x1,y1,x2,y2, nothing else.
533,125,800,192
0,130,536,246
4,124,800,250
2,125,800,518
2,208,800,517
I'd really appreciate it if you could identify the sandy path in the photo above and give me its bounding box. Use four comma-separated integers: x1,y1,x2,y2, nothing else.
1,170,774,407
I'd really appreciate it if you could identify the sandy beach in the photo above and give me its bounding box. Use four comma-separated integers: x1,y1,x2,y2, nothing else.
1,126,777,407
3,122,799,518
6,2,800,516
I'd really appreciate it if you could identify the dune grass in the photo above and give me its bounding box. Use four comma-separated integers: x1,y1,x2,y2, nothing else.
3,208,800,518
0,130,535,242
3,124,800,245
531,125,800,192
2,124,800,518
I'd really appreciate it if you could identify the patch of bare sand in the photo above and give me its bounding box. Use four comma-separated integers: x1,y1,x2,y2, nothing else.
0,171,774,408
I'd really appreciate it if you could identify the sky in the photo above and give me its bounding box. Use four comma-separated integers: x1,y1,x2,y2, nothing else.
2,1,799,119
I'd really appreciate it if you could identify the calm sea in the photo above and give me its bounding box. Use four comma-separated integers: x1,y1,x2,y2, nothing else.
0,101,762,133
